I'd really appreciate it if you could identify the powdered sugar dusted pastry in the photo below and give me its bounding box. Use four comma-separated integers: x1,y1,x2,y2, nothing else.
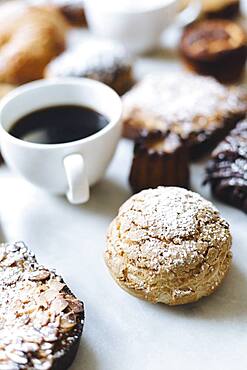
122,72,247,159
105,187,232,305
46,39,133,95
0,241,84,369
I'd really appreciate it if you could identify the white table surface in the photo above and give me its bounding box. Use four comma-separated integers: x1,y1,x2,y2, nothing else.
1,3,247,370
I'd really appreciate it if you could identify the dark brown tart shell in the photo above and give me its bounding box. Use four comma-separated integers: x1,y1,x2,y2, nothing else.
180,20,247,83
129,131,190,193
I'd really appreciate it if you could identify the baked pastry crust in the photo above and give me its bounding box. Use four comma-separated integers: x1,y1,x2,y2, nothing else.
205,119,247,213
0,2,67,85
46,39,133,95
129,131,190,193
105,187,232,305
122,72,247,159
0,83,15,100
0,242,84,370
180,20,247,83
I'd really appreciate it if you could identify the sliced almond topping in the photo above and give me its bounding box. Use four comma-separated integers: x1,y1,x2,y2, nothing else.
67,298,83,313
0,363,19,370
28,270,50,282
60,312,76,330
6,351,27,365
16,342,39,353
50,297,68,315
48,280,65,292
32,360,52,370
33,310,50,328
41,289,58,304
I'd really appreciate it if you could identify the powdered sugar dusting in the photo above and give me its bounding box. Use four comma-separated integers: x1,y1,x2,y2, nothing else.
46,39,131,78
0,242,83,370
123,72,247,137
106,187,232,305
120,187,218,241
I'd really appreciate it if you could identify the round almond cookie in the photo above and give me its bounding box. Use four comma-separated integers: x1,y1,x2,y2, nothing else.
105,187,232,305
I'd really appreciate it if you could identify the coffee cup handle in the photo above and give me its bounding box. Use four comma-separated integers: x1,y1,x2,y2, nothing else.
176,0,201,27
63,153,89,204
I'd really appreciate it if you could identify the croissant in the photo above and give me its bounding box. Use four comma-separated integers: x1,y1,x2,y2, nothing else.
0,1,67,85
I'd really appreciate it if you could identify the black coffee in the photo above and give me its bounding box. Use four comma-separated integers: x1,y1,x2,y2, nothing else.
8,105,109,144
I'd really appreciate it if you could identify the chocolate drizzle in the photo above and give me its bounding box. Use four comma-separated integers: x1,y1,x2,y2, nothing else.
205,119,247,212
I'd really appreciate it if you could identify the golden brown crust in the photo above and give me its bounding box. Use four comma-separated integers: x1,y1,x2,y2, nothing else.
0,83,15,100
0,2,67,85
105,187,232,305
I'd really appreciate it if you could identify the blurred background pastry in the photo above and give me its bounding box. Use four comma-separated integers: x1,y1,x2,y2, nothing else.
0,84,15,100
30,0,87,27
129,131,190,193
180,19,247,83
202,0,240,19
0,1,67,85
46,39,134,95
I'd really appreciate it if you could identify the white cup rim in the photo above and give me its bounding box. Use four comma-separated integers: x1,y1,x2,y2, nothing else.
0,78,122,150
84,0,177,15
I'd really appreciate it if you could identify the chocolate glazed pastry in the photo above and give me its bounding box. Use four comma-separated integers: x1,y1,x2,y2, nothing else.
180,20,247,83
205,120,247,213
122,72,247,160
0,242,84,370
129,131,190,193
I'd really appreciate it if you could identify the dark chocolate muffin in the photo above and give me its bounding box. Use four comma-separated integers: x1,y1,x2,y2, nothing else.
46,39,134,96
122,72,247,160
180,20,247,83
129,131,190,193
205,119,247,213
0,241,84,370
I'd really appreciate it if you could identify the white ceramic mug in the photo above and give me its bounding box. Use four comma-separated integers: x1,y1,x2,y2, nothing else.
0,78,122,204
84,0,201,54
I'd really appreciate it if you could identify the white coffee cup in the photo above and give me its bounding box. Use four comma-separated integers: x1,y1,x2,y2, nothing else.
0,78,122,204
84,0,201,54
